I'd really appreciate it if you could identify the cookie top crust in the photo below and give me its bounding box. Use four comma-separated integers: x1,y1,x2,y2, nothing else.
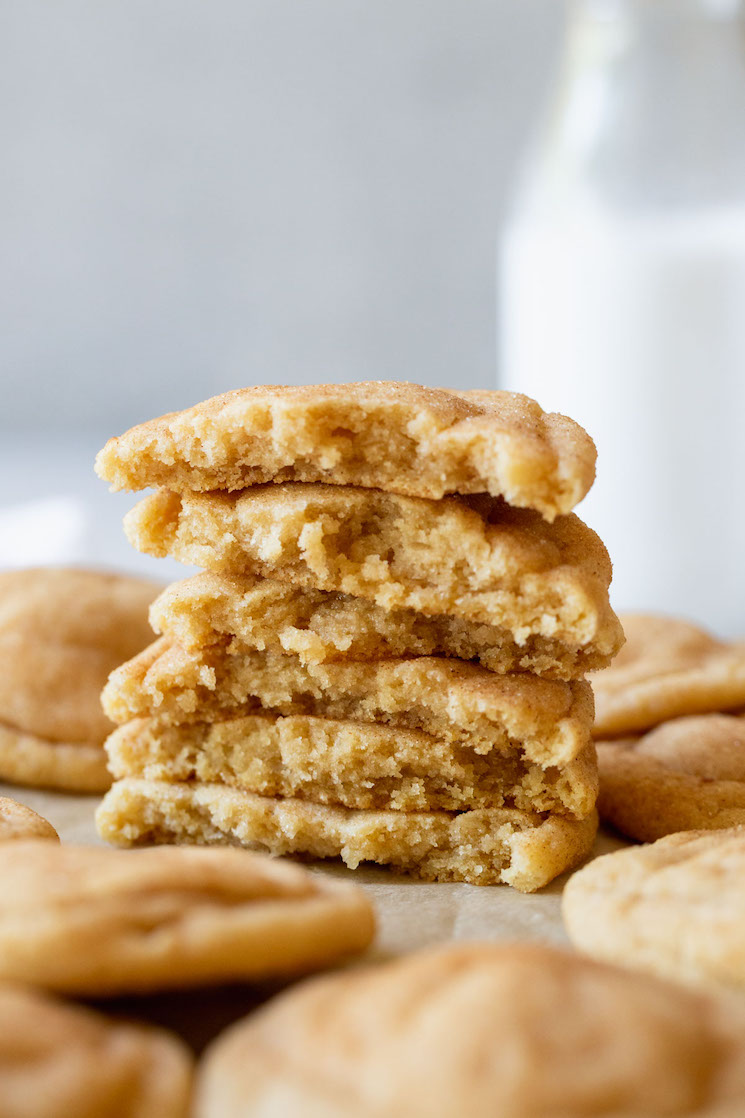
0,983,192,1118
0,841,374,994
196,941,745,1117
0,568,160,746
0,797,59,843
597,714,745,842
95,382,596,519
563,828,745,992
592,613,745,737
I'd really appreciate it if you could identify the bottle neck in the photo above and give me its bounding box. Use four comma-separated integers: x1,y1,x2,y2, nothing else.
516,0,745,217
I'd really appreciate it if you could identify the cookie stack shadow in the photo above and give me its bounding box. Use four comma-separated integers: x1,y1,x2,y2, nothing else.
95,383,623,890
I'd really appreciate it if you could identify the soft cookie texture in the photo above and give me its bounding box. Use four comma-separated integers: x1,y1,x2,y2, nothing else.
150,571,614,679
597,714,745,841
195,941,745,1118
105,714,598,817
0,841,374,994
95,381,597,519
0,568,160,791
0,983,192,1118
95,383,610,901
0,797,58,843
592,613,745,737
103,639,595,768
563,828,745,991
96,778,598,891
124,486,622,659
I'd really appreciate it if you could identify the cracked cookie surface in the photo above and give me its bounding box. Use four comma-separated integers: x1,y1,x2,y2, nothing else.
0,841,374,994
592,614,745,737
95,381,596,519
597,714,745,841
197,941,745,1117
0,983,192,1118
563,828,745,992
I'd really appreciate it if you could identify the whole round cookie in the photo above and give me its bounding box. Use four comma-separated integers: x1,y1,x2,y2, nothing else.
196,941,745,1117
0,568,161,791
597,714,745,842
0,841,374,994
563,828,745,990
0,796,58,842
592,613,745,737
0,983,191,1117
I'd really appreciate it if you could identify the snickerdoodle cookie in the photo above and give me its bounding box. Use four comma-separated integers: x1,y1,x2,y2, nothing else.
123,486,622,662
0,568,160,791
195,941,745,1117
150,571,613,679
597,714,745,841
563,828,745,991
0,841,374,994
95,381,596,519
102,639,595,768
96,778,597,891
0,983,191,1118
105,714,598,817
592,613,745,737
0,796,58,842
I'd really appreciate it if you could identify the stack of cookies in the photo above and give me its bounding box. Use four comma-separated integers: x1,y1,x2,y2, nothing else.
95,383,623,890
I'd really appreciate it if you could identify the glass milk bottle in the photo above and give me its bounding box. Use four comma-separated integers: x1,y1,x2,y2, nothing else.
499,0,745,636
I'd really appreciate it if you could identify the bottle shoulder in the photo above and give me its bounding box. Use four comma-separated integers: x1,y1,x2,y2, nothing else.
510,5,745,215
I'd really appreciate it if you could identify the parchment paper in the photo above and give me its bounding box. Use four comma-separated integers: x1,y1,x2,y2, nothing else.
0,781,628,1051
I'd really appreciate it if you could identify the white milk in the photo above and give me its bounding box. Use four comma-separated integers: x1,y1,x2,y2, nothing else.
500,207,745,635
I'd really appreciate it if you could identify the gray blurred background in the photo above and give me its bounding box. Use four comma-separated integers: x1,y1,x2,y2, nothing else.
1,0,560,436
4,1,744,634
